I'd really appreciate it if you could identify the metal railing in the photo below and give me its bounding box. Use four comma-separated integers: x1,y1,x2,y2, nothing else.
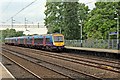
65,39,120,50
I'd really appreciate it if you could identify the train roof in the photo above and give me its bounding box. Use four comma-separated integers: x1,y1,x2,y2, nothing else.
5,37,17,39
40,33,63,36
5,33,64,40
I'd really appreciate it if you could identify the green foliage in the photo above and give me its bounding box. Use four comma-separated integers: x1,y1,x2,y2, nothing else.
84,2,120,39
45,1,119,40
78,3,89,39
0,28,25,42
63,2,80,39
44,1,89,40
44,2,61,33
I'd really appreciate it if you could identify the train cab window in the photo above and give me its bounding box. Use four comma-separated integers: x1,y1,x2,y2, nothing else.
54,36,63,42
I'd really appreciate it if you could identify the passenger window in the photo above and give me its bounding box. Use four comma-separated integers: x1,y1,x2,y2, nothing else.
34,38,43,44
46,38,50,43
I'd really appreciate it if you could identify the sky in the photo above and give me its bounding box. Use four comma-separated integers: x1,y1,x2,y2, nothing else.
0,0,96,25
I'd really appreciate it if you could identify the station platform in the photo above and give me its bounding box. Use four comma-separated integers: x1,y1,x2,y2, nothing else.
65,46,120,54
0,62,15,80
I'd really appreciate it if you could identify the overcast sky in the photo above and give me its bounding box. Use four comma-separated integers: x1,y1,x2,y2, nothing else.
0,0,96,25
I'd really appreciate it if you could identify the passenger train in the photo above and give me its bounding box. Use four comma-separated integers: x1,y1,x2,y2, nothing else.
5,33,65,51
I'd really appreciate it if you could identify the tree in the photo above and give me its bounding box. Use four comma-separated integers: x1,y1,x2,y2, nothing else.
44,2,62,33
0,29,25,42
84,2,120,39
45,0,89,40
63,1,80,39
78,3,89,39
16,31,24,37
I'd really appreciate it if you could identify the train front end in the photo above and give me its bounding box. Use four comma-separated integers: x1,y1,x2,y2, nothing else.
52,34,64,51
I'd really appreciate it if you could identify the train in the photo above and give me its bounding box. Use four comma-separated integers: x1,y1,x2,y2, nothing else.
5,33,65,51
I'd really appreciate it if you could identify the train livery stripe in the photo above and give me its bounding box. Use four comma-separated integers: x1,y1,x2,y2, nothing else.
43,36,46,46
32,37,34,45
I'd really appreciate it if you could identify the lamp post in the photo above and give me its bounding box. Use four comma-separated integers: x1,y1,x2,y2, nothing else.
79,20,82,47
115,11,119,50
25,18,27,28
11,17,15,28
116,13,119,50
38,23,39,28
80,23,82,47
25,18,28,31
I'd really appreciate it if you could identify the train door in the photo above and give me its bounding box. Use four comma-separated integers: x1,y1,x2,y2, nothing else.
24,38,26,45
18,38,20,45
15,38,17,45
43,36,46,46
32,36,34,46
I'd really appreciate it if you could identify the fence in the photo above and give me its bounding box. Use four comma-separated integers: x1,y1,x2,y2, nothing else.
65,39,120,50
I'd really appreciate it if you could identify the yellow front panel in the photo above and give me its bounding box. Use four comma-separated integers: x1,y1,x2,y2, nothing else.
54,42,64,46
53,34,63,36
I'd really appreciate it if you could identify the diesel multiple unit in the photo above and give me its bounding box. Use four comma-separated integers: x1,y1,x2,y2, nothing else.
5,33,64,51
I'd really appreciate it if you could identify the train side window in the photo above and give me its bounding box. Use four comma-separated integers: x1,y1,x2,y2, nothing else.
30,38,32,43
27,37,31,43
46,38,50,43
34,38,43,44
40,38,43,43
34,38,39,43
15,39,17,42
20,39,24,44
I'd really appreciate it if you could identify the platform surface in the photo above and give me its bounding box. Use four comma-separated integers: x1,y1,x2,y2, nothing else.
65,46,120,54
0,62,15,79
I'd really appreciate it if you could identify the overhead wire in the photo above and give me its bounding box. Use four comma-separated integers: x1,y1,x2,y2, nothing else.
5,0,38,23
4,0,95,24
85,1,95,4
1,0,13,13
0,0,13,23
11,0,45,24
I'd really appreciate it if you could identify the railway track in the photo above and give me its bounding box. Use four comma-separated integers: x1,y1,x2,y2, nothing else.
63,52,120,64
3,45,120,73
1,52,43,80
27,49,120,73
2,55,39,79
2,50,72,80
3,44,119,64
2,48,100,80
2,45,120,79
